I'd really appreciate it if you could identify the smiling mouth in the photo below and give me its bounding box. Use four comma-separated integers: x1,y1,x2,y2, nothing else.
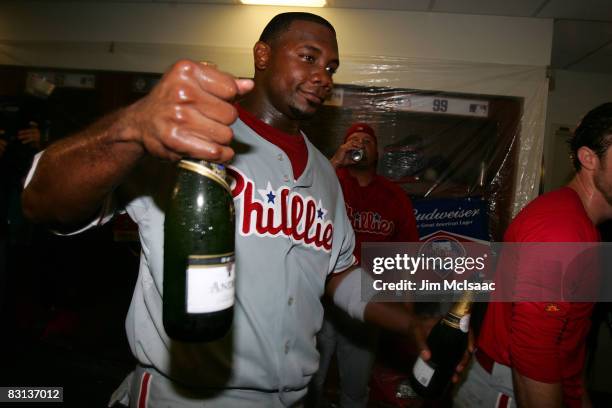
299,90,324,105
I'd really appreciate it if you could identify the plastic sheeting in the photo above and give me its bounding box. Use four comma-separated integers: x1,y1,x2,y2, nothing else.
302,56,549,241
0,44,549,240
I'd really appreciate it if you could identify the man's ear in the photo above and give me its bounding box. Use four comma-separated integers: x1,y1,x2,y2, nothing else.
253,41,271,71
577,146,599,171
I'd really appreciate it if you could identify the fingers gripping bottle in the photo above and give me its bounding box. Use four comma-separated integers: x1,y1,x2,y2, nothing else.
163,159,235,342
409,291,473,398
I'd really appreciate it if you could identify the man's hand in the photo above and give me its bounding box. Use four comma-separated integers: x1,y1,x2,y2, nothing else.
17,122,42,150
415,315,474,384
122,60,254,163
330,139,362,168
411,313,437,362
22,60,253,226
326,269,474,384
457,328,476,381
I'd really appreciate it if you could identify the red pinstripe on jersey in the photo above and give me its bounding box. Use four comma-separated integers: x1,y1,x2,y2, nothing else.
138,372,151,408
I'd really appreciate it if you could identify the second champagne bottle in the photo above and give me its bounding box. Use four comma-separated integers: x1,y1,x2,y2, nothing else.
409,292,472,398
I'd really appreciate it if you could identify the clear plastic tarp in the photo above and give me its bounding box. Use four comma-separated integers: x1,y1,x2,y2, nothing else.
302,55,549,242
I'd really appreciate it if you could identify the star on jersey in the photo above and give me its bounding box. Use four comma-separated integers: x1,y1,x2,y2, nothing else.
317,200,327,220
258,182,278,204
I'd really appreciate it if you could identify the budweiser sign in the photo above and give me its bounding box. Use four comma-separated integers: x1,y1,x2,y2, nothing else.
414,207,480,222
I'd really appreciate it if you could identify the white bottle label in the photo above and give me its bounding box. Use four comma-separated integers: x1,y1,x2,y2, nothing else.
186,257,235,313
460,314,471,333
413,356,435,387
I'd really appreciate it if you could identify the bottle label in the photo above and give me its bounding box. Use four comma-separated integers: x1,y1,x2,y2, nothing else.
459,314,471,333
413,356,435,387
186,254,235,313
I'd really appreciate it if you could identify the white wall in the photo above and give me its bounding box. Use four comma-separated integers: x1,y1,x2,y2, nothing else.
0,2,552,75
543,70,612,192
0,1,553,212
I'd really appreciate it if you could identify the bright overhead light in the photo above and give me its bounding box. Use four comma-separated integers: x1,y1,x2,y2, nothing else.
240,0,326,7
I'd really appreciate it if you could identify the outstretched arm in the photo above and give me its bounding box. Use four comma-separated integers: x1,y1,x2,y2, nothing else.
325,267,471,382
22,60,253,228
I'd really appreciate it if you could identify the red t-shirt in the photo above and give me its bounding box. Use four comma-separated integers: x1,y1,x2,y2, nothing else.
236,104,307,179
336,168,419,263
477,187,600,407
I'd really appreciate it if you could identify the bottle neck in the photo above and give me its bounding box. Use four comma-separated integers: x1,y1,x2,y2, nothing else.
441,292,473,331
449,291,474,316
182,158,211,166
178,159,230,192
448,299,472,318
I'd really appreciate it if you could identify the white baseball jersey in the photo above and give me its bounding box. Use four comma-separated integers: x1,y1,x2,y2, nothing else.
59,118,356,406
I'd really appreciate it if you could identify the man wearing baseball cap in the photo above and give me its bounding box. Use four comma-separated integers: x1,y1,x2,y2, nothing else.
309,123,421,407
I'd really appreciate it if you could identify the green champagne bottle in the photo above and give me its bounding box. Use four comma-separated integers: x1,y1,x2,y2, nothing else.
163,159,235,342
409,292,473,398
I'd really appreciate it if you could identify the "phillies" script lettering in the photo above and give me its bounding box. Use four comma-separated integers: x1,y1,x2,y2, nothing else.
346,204,394,236
228,167,333,252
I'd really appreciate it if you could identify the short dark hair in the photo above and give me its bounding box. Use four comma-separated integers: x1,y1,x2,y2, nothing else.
259,12,335,44
569,102,612,170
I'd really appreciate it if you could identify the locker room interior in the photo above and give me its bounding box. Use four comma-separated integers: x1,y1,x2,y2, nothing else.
1,1,612,407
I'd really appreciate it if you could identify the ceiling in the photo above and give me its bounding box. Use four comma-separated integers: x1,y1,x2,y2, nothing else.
45,0,612,74
324,0,612,74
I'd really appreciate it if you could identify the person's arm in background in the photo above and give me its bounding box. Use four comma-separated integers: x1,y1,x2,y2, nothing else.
329,139,362,168
507,223,594,408
509,301,568,408
17,121,43,151
22,61,253,229
512,369,563,408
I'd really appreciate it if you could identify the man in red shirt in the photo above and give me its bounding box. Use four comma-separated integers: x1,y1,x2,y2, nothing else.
309,123,420,407
455,102,612,408
333,123,420,262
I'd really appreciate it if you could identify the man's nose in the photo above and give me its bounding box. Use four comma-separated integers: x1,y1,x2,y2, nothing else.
311,66,332,90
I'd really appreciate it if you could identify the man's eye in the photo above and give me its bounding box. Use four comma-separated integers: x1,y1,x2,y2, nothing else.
301,54,315,63
326,66,337,75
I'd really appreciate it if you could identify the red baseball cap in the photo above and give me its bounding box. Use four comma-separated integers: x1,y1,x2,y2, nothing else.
344,122,377,144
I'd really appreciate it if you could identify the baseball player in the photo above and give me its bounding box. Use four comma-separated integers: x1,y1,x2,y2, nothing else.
454,102,612,408
309,123,420,407
23,12,462,408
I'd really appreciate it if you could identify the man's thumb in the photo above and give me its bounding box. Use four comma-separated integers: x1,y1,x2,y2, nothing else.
235,79,254,96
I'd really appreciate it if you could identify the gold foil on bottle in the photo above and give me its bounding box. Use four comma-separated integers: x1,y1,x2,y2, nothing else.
178,160,231,193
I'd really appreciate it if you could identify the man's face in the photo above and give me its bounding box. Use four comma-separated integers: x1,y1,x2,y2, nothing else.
346,132,377,168
594,144,612,207
265,20,339,120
